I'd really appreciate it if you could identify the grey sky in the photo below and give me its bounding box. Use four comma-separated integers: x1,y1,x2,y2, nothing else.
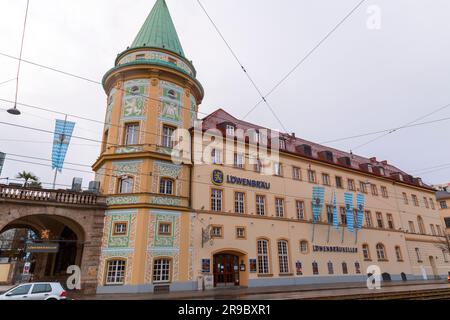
1,0,449,189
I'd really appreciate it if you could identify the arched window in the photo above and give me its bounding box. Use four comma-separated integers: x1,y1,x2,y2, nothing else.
362,244,371,260
312,261,319,275
327,261,334,275
159,178,174,195
342,262,348,275
395,246,403,261
376,243,387,261
417,216,426,235
105,259,126,285
153,258,171,283
355,262,361,274
118,176,133,194
257,239,270,274
300,240,309,254
277,240,289,274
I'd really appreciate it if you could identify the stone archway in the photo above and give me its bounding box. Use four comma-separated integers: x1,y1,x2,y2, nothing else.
0,186,106,295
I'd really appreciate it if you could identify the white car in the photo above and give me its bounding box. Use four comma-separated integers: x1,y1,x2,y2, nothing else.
0,282,67,300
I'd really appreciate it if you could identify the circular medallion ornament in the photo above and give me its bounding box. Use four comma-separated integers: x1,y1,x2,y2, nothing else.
212,170,224,186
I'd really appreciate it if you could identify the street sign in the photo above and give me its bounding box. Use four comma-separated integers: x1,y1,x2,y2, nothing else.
26,243,60,253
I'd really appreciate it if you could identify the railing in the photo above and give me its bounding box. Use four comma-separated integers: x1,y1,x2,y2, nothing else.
0,184,105,206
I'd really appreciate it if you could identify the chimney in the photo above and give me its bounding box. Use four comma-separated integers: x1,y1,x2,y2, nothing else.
369,157,377,163
291,132,296,138
381,160,388,166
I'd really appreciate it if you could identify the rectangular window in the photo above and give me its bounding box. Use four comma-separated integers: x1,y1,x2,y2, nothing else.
275,198,285,218
234,153,244,168
335,176,343,189
412,195,419,207
308,170,317,183
437,225,442,236
211,189,223,212
162,125,175,148
430,224,436,236
371,184,378,196
293,167,302,180
118,176,133,194
430,198,435,210
415,248,422,262
381,186,388,198
347,179,355,191
365,211,373,228
106,260,126,285
124,123,139,146
409,221,416,233
423,197,429,209
279,139,286,150
326,205,333,223
445,217,450,228
386,214,394,229
296,201,305,220
113,222,128,236
159,178,174,195
402,193,409,205
277,241,289,274
211,149,222,164
273,162,282,176
236,227,246,239
322,173,330,186
211,226,223,238
158,222,172,236
312,262,319,275
257,240,270,274
256,195,266,216
359,181,367,194
440,201,448,209
254,158,262,173
226,125,235,136
153,259,171,283
376,212,384,228
234,192,245,214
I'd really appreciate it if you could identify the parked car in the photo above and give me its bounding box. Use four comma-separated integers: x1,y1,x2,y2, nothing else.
0,282,67,300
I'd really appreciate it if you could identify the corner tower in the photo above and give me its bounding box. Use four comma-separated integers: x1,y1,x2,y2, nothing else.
93,0,204,293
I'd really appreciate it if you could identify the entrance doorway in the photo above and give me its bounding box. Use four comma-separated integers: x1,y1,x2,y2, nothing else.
213,254,240,287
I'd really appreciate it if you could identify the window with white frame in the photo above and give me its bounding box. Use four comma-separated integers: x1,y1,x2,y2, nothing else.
162,125,175,148
236,227,246,239
365,211,373,228
336,176,343,189
430,198,435,210
234,153,244,168
159,178,174,195
412,195,419,206
402,193,409,205
347,179,355,191
273,162,282,176
387,214,395,229
417,216,426,234
113,222,128,236
359,181,367,193
118,176,133,194
395,246,403,261
307,170,316,183
376,212,384,228
423,197,429,208
254,158,262,173
362,244,371,260
300,240,309,254
322,173,331,186
211,226,223,238
158,223,172,236
327,261,334,275
277,240,289,274
371,184,378,196
293,167,301,180
381,186,388,198
409,221,416,233
211,149,222,164
256,195,266,216
296,201,305,220
124,123,139,146
376,244,386,261
234,192,245,214
106,260,126,285
211,189,223,212
257,239,270,274
279,139,286,150
415,248,422,262
153,258,171,283
312,262,319,275
226,125,235,136
275,198,284,217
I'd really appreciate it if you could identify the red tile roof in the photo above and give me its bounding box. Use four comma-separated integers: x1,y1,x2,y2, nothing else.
200,108,432,190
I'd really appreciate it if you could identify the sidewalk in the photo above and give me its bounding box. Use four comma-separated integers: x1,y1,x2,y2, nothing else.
76,279,449,300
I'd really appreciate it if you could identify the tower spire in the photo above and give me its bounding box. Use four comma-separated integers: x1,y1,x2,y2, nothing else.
130,0,185,58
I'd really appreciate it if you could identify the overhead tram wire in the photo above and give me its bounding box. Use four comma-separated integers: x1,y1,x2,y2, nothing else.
242,0,367,120
352,102,450,151
0,78,17,87
195,0,288,133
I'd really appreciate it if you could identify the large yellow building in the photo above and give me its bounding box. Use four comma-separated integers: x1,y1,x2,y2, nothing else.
93,0,450,294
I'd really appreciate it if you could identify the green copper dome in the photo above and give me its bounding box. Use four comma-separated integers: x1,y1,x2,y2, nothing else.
130,0,185,58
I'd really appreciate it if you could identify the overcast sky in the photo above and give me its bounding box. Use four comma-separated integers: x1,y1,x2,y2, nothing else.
1,0,450,189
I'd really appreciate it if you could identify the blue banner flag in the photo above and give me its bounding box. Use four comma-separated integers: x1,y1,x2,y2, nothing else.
52,119,76,172
344,193,354,233
356,194,365,230
312,186,325,223
0,152,5,176
332,191,339,230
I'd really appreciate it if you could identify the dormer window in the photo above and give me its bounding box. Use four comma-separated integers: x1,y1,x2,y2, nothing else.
279,139,286,150
379,167,385,176
226,125,235,136
367,164,373,173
